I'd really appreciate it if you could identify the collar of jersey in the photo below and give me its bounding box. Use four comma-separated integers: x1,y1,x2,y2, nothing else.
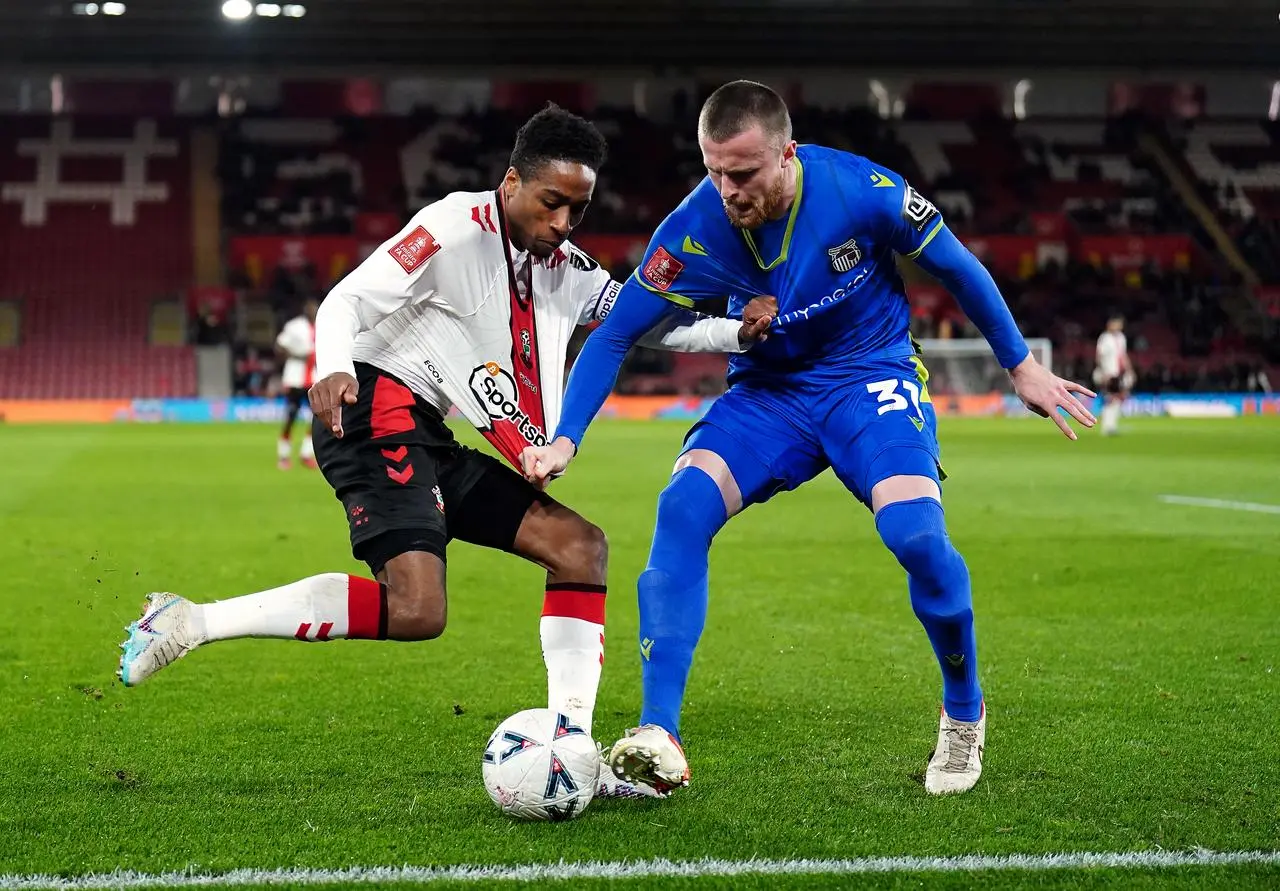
739,156,804,272
490,189,527,262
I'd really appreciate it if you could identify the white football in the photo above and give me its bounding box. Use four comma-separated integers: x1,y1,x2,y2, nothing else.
481,708,600,821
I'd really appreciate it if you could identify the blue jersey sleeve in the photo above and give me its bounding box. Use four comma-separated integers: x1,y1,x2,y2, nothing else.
868,171,1029,370
864,169,949,261
630,206,742,308
553,276,677,449
912,227,1029,369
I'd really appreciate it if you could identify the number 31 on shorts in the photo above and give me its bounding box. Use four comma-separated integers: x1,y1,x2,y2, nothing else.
866,378,924,417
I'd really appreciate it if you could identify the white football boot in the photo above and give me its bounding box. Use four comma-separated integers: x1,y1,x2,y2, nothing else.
118,593,202,687
924,703,986,795
595,753,667,799
607,724,690,795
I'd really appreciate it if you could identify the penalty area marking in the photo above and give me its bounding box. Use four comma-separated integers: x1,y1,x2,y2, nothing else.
3,849,1279,889
1158,494,1280,515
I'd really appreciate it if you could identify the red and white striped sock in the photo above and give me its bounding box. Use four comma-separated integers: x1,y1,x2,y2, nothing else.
540,583,606,735
193,573,387,643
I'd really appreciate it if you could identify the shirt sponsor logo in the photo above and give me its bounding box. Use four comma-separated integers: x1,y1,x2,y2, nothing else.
468,363,547,447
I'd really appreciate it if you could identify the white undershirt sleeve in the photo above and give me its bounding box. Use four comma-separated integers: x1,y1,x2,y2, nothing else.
637,309,745,353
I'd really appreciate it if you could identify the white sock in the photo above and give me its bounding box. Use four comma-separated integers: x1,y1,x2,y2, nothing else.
191,573,385,643
540,586,606,735
299,435,315,461
1102,401,1121,434
277,437,292,461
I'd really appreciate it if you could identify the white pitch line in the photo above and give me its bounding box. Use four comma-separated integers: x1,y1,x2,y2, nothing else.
1158,494,1280,515
2,849,1278,889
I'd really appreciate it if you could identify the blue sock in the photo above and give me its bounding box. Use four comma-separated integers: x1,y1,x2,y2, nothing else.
637,466,729,741
875,497,983,722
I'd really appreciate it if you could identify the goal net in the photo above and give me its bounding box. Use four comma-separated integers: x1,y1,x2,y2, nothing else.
916,338,1053,396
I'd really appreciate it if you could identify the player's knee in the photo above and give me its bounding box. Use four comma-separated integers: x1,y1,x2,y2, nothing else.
379,550,447,640
655,468,727,545
891,525,947,574
550,519,609,582
877,498,972,620
876,497,955,581
390,582,447,640
910,576,971,626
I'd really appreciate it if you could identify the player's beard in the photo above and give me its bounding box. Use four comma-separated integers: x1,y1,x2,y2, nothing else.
724,175,786,230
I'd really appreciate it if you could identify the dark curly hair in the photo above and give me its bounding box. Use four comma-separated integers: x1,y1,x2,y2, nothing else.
509,103,608,180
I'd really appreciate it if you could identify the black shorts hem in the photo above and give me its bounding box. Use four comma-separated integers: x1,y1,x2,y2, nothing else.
354,529,447,577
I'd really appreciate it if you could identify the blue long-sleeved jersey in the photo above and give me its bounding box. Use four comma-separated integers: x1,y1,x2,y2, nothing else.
557,144,1029,446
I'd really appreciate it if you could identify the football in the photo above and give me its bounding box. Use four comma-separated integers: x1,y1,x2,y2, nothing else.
481,708,600,821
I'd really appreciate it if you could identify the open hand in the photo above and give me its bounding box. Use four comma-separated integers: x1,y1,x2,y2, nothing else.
1008,356,1096,440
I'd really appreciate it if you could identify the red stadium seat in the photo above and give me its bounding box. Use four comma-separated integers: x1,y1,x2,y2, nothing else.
0,117,194,398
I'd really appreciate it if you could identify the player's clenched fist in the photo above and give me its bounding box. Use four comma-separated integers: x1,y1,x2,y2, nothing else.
309,372,359,438
739,295,778,346
520,436,577,488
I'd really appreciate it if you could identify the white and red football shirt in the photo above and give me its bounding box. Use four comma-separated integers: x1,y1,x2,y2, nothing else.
314,189,743,468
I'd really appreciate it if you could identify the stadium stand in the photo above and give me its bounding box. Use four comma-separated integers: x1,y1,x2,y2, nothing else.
1,98,1276,400
0,117,195,398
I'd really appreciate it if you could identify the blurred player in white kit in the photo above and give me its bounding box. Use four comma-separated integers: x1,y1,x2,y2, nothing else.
1094,313,1132,436
275,298,319,468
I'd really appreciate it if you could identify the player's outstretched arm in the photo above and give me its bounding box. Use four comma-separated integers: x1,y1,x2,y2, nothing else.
911,226,1096,439
638,295,777,352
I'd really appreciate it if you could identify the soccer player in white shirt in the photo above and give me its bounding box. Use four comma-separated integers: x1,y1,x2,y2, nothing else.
1094,314,1132,436
118,105,772,798
274,299,319,469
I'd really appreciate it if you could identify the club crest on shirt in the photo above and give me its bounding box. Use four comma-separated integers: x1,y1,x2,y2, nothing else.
827,237,862,273
519,328,532,365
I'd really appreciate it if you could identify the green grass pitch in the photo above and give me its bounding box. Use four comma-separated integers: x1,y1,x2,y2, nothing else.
0,418,1277,889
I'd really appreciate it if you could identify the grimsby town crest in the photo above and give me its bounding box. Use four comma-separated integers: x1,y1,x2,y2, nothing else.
827,237,862,273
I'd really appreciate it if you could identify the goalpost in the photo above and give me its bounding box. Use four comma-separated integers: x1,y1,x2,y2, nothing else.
916,338,1053,396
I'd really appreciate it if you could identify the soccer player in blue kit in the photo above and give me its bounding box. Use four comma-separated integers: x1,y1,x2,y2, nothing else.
520,82,1096,796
